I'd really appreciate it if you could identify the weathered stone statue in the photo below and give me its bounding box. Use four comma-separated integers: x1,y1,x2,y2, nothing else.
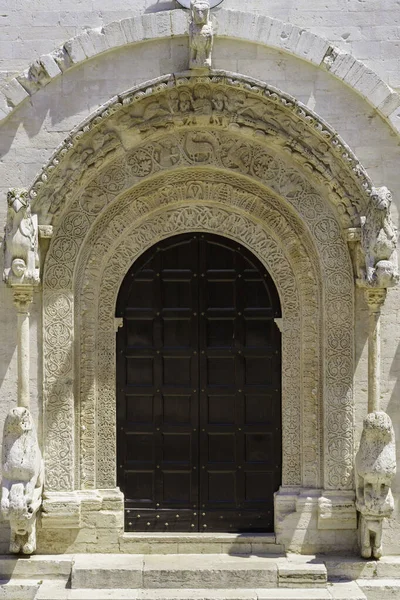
1,407,44,554
361,186,398,288
3,188,39,286
355,411,396,559
189,0,213,70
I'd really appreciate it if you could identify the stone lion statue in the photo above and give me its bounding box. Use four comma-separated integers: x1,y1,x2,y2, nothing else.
1,407,44,554
355,411,396,559
3,188,39,286
189,0,213,70
361,186,398,288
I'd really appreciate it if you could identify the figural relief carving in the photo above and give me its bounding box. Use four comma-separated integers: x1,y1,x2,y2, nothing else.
360,186,399,289
1,408,44,554
3,188,39,286
355,411,396,559
189,0,213,70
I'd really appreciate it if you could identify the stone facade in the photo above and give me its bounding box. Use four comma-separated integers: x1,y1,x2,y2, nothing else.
0,0,400,559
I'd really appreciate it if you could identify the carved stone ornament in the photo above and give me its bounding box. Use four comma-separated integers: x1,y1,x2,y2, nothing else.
177,0,223,6
355,411,396,559
30,76,362,496
189,0,213,70
359,186,399,288
1,407,44,554
3,188,39,287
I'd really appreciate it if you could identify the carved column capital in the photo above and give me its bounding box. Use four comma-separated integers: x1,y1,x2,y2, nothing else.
365,288,387,312
12,286,34,313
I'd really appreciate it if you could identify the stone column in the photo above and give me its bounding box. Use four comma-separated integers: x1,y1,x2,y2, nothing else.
13,286,34,409
365,289,386,413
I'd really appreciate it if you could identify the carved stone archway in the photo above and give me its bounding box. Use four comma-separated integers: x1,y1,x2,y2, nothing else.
27,72,378,552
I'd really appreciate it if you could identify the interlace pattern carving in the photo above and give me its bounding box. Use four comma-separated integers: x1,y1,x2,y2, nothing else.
40,79,354,493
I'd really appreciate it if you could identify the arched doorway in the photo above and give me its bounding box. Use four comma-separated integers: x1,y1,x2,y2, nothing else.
116,233,282,533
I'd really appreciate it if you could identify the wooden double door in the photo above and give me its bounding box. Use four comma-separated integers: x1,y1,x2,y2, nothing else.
116,233,282,533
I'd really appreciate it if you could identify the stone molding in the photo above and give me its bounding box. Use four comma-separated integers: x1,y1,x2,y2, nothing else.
0,10,399,135
29,73,373,230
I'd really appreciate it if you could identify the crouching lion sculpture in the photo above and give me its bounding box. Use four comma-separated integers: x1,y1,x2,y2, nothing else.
1,407,44,554
355,411,396,559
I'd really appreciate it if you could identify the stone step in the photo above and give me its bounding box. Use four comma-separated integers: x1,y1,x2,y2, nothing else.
72,554,280,590
0,578,40,600
119,534,285,555
357,578,400,600
35,581,366,600
324,556,400,581
0,556,73,580
278,562,327,588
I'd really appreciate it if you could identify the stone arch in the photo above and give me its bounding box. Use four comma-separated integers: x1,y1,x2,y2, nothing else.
1,10,399,135
36,75,360,520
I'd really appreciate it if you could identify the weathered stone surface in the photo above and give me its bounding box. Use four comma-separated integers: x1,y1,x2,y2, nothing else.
71,555,144,590
278,561,327,588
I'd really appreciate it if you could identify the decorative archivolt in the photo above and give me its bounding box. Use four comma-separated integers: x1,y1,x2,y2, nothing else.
42,155,354,493
30,73,373,232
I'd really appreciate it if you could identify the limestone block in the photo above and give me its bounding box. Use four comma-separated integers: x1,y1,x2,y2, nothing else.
170,10,187,37
295,31,330,65
39,54,62,79
71,554,144,589
83,509,124,530
63,37,87,64
329,582,367,600
278,561,327,588
99,488,124,511
0,91,12,119
102,21,128,50
1,78,29,106
119,17,145,44
377,92,400,117
318,493,357,530
78,490,103,514
41,492,81,529
142,555,278,589
324,49,357,79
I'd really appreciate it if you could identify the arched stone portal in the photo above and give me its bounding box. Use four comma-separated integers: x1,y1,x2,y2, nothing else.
115,232,283,533
24,71,377,553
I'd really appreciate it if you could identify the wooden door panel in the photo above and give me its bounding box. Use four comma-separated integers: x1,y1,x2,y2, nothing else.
117,233,281,533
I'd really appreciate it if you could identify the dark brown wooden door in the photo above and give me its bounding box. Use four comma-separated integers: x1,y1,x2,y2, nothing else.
116,233,281,533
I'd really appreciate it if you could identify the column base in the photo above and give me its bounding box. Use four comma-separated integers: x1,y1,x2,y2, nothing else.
275,487,358,554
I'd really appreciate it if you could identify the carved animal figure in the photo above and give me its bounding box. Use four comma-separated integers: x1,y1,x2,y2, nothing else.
3,188,39,286
189,0,213,70
1,407,44,554
185,132,216,162
361,187,398,287
355,411,396,559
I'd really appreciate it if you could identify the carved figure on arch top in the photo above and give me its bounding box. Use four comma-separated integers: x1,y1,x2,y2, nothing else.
189,0,213,70
1,407,44,554
360,186,399,288
355,411,396,559
3,188,39,286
